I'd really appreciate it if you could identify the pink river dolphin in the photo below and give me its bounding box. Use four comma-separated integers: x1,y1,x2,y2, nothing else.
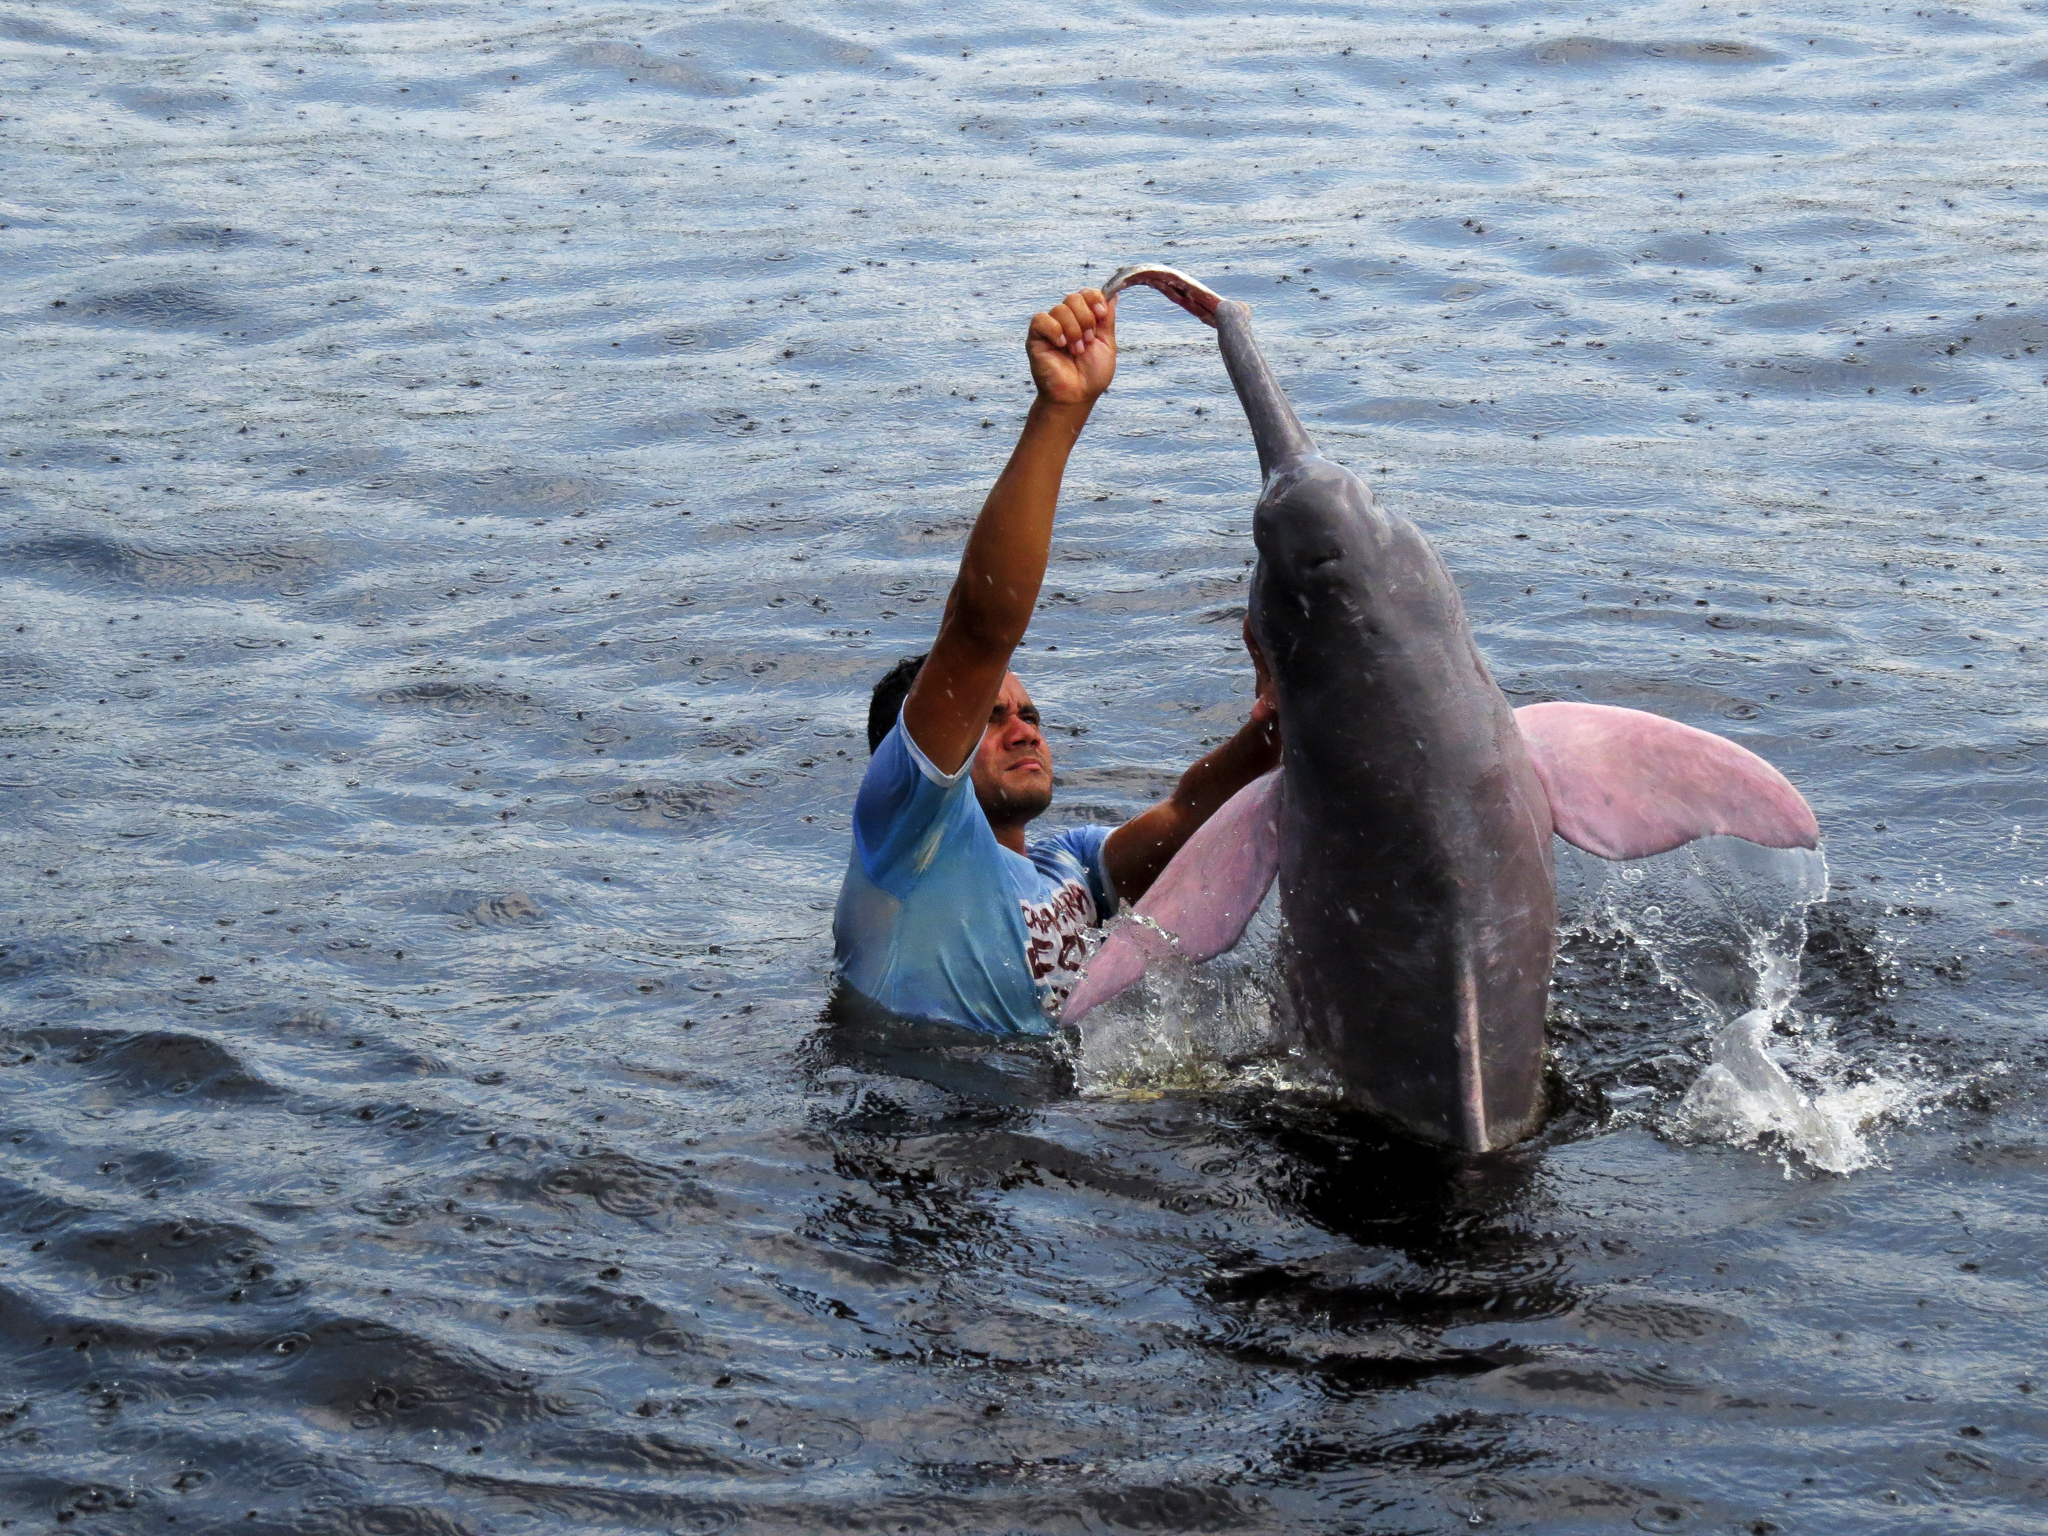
1064,264,1821,1153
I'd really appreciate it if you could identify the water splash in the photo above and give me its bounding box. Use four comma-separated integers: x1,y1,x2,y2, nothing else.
1074,888,1335,1099
1663,1006,1919,1175
1561,836,1923,1175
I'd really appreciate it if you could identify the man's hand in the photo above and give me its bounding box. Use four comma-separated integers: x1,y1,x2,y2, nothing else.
1027,288,1116,405
1244,615,1277,719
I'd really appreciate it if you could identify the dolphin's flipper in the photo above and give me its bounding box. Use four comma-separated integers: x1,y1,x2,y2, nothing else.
1063,769,1283,1024
1515,701,1820,862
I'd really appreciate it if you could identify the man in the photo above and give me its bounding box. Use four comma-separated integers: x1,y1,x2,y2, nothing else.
832,284,1280,1034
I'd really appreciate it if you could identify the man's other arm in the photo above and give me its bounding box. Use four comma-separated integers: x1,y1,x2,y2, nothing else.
1101,694,1281,905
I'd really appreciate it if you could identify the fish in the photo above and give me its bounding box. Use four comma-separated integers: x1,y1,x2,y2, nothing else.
1067,263,1821,1152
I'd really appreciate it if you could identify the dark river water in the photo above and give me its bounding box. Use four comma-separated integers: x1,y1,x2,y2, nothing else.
3,0,2046,1531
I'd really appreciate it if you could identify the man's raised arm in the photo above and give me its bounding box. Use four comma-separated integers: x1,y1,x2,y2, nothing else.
900,287,1117,774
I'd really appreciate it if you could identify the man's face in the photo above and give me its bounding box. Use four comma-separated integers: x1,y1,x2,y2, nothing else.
972,672,1053,828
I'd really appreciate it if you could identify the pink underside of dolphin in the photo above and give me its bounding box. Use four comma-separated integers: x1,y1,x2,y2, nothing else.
1063,701,1820,1024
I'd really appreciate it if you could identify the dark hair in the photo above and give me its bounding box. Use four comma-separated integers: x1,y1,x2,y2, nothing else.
867,652,928,753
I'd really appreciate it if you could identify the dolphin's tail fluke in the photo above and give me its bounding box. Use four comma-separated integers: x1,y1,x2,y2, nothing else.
1105,262,1318,479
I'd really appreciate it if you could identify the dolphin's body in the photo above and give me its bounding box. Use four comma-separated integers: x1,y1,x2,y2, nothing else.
1067,265,1820,1152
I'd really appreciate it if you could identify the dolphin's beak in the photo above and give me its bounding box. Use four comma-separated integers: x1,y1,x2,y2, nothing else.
1102,262,1226,327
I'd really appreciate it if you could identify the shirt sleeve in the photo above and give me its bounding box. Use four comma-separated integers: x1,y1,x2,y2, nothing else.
851,716,972,900
1048,823,1119,922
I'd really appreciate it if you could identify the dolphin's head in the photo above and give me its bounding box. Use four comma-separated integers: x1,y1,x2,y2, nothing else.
1105,261,1396,679
1248,454,1392,683
1254,456,1380,587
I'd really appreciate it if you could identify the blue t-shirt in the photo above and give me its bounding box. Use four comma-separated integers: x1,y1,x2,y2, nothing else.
833,718,1118,1035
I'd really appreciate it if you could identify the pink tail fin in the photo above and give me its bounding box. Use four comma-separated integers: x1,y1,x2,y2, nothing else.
1063,770,1283,1024
1515,702,1820,862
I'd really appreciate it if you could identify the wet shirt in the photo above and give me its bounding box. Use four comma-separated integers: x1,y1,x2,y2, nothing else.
833,718,1117,1035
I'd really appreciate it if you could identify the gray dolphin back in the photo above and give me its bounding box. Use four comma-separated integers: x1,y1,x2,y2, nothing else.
1216,301,1556,1152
